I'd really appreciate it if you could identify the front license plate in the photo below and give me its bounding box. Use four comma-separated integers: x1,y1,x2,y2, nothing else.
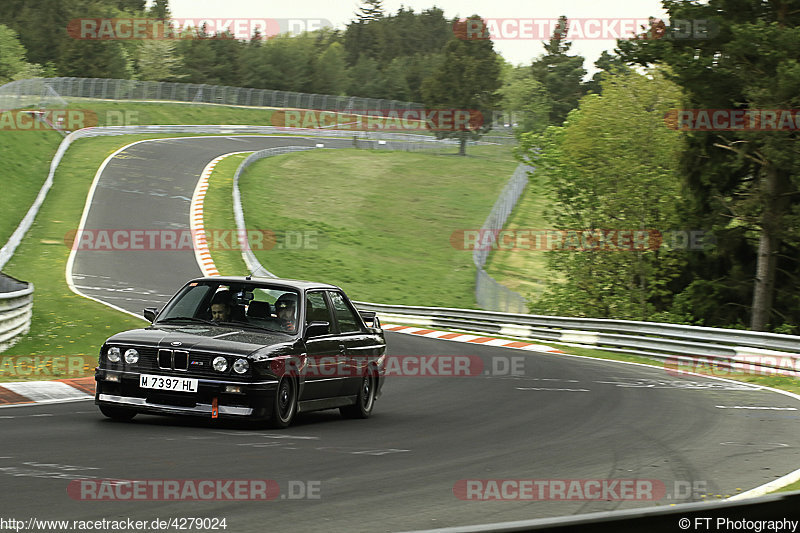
139,374,198,393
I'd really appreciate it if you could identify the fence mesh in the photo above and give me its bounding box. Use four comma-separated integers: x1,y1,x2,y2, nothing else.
0,77,517,144
473,164,532,314
0,77,426,113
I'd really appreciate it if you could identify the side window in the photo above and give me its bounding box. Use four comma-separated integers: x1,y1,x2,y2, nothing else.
306,291,331,334
328,291,362,333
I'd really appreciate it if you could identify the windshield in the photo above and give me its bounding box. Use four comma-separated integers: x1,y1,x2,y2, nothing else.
156,281,300,334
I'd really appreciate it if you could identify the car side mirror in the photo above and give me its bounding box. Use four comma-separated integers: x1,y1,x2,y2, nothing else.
306,321,330,338
143,307,158,322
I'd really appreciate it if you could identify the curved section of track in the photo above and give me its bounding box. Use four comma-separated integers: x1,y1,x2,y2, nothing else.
69,136,354,314
3,135,797,532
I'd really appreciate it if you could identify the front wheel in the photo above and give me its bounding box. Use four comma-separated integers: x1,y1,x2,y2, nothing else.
99,405,137,421
341,373,376,419
270,377,297,428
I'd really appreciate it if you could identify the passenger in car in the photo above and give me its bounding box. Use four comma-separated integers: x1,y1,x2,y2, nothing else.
210,290,233,322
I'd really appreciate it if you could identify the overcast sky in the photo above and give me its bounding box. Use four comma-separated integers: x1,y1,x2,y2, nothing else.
160,0,668,70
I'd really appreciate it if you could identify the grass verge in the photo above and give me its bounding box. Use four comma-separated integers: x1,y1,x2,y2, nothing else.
0,130,64,247
774,480,800,493
64,100,276,127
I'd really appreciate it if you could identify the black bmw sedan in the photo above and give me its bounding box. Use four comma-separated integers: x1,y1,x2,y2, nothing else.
95,276,386,427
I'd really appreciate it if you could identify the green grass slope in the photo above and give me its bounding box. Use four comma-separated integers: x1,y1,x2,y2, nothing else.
0,130,64,247
207,145,520,307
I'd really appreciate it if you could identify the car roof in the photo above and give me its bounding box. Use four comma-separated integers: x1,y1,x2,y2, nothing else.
187,276,342,292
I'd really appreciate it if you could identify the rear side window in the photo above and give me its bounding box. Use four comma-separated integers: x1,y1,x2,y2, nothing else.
328,291,361,333
306,291,332,334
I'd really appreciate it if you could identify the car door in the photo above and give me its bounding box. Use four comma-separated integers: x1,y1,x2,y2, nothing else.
301,290,346,400
327,290,378,397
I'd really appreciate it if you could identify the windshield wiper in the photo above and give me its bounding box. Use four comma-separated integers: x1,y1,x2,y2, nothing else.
157,316,215,325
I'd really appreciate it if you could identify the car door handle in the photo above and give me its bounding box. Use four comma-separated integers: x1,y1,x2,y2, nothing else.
338,344,346,355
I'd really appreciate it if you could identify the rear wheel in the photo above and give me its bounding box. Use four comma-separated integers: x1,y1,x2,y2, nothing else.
270,377,297,428
341,372,376,419
99,405,137,421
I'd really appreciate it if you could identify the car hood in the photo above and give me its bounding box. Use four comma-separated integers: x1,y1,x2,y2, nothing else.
105,325,294,357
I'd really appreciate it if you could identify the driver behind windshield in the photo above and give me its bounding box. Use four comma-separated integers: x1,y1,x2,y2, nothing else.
210,290,233,322
274,293,298,333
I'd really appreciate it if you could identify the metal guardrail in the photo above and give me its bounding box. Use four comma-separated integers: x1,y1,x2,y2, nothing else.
0,273,33,351
232,146,315,278
354,301,800,373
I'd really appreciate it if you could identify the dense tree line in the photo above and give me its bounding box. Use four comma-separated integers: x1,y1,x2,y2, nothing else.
0,0,452,102
0,1,601,115
520,2,799,333
0,0,605,137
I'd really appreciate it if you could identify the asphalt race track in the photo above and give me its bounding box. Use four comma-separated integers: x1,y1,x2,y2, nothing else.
69,135,357,312
3,135,799,532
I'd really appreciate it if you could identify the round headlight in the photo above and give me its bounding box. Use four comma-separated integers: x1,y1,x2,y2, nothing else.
233,358,249,374
212,356,228,372
107,347,121,363
124,348,139,364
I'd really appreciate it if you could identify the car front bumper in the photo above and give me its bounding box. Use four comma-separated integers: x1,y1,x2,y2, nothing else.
95,369,279,419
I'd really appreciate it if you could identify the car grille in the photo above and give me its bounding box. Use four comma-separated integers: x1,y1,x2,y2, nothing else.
158,349,189,371
132,348,237,378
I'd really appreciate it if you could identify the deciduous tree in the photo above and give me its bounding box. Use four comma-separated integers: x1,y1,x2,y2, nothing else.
519,69,687,319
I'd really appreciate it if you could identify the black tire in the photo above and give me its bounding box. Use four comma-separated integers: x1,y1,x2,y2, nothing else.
99,405,137,421
270,377,297,428
341,372,376,419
